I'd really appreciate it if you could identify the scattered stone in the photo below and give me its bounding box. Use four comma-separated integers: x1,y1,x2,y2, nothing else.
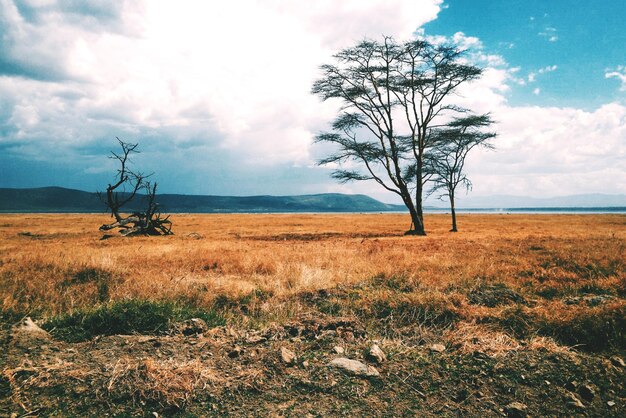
366,344,387,363
176,318,209,336
280,347,297,365
186,232,203,239
430,344,446,353
228,346,243,358
564,392,585,409
333,346,345,354
610,356,625,367
504,401,527,418
578,384,595,402
302,360,309,368
607,401,616,407
14,317,50,337
329,358,380,377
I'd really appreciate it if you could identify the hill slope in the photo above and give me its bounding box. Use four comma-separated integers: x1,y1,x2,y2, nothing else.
0,187,405,213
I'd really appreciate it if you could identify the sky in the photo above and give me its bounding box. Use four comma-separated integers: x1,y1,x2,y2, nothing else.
0,0,625,203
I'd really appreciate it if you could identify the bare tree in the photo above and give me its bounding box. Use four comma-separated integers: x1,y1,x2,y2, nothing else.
312,36,483,235
426,114,495,232
99,138,173,237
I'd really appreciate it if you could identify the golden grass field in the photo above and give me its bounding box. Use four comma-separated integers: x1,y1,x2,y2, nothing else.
0,214,626,328
1,213,624,319
1,213,625,416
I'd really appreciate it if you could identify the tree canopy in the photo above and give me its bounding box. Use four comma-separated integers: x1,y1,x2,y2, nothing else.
312,36,485,235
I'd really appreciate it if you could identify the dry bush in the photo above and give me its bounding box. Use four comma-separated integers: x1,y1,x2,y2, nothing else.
107,357,218,408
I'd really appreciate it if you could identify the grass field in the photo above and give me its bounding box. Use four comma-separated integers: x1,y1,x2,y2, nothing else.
1,213,625,416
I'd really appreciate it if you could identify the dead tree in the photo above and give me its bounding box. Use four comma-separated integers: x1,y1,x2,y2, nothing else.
99,138,173,237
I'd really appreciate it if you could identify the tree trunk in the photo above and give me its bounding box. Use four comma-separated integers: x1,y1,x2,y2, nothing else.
402,192,426,236
449,191,458,232
406,177,426,236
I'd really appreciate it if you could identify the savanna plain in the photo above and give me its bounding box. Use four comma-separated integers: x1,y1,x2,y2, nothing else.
0,213,624,417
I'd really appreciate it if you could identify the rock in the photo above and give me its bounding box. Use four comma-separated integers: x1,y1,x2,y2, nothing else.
11,317,51,349
430,344,446,353
329,358,380,377
565,380,578,392
177,318,209,336
302,360,309,368
15,317,50,337
280,347,297,365
504,401,527,418
333,346,345,354
610,356,625,367
564,392,585,409
607,400,616,407
366,344,387,363
578,384,595,402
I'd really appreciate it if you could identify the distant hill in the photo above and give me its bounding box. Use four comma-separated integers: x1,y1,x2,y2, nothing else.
0,187,406,213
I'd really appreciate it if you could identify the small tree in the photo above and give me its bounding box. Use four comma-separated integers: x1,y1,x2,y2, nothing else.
426,114,495,232
99,138,173,237
312,36,483,235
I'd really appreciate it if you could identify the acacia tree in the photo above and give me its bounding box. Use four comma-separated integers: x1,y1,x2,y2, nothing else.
99,138,172,237
426,114,495,232
312,36,483,235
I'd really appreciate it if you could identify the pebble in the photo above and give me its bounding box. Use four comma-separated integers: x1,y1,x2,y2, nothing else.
280,347,297,365
430,344,446,353
564,392,585,409
504,401,527,418
329,357,380,377
366,344,387,363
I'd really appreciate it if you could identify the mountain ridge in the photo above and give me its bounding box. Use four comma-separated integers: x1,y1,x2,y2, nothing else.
0,186,406,213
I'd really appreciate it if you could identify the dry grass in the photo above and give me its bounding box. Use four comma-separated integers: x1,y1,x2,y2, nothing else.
1,214,625,416
0,213,624,349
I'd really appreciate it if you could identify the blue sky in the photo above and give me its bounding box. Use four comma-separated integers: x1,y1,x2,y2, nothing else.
425,0,626,109
0,0,624,201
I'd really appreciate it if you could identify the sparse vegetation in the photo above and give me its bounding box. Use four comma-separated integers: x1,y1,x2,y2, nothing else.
43,299,225,342
0,213,624,416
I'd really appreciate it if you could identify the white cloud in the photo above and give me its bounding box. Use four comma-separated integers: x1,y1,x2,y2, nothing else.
465,103,626,197
533,87,541,95
0,0,444,172
605,65,626,91
1,1,625,201
538,65,558,74
538,27,558,42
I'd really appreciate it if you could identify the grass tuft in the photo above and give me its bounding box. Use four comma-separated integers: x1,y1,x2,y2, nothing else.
43,299,225,342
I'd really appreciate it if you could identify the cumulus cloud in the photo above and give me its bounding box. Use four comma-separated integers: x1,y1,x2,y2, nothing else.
0,0,444,193
465,103,626,197
1,0,624,201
